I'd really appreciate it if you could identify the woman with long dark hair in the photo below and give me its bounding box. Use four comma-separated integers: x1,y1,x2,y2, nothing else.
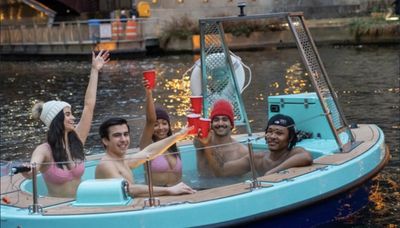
139,77,182,187
22,50,110,198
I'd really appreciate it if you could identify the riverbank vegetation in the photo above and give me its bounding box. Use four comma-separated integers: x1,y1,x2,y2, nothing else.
160,15,287,48
349,17,400,42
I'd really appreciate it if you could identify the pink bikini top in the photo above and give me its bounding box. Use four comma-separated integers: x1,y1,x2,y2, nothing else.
42,162,85,185
150,155,182,173
41,143,85,184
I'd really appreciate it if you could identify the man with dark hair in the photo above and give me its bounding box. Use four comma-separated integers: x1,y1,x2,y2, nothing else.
199,114,313,177
95,117,195,197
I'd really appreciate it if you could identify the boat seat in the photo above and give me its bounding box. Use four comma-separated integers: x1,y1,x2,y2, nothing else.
43,182,272,215
314,124,380,165
0,174,74,209
257,164,327,183
313,140,376,165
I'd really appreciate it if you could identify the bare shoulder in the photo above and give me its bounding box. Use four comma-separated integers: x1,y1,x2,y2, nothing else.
31,143,52,160
237,141,249,156
290,147,313,164
35,143,51,152
95,159,116,179
291,146,310,154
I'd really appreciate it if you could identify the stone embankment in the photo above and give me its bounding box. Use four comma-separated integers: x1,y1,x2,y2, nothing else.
163,17,400,52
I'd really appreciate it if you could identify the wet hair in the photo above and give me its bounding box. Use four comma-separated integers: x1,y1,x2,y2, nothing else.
47,110,84,169
99,117,130,140
265,114,298,150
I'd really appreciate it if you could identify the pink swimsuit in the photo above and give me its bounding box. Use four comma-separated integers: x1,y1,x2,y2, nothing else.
42,162,84,185
41,143,85,185
150,155,182,173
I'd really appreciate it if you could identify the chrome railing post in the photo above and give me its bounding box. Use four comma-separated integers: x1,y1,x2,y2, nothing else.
247,139,261,190
144,156,160,207
28,162,43,214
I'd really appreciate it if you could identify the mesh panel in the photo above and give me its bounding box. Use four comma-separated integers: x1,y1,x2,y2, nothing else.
201,22,245,125
289,16,345,130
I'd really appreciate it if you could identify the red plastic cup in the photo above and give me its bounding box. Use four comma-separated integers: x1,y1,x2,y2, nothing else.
143,70,156,89
190,96,203,114
198,118,211,138
187,113,201,135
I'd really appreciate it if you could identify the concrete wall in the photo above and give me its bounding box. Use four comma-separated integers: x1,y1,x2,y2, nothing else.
141,0,368,23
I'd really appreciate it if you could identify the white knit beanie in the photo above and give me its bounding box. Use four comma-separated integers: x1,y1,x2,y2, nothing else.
40,100,71,127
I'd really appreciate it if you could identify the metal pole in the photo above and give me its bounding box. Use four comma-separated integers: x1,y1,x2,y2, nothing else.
29,163,43,214
247,139,261,189
144,156,159,207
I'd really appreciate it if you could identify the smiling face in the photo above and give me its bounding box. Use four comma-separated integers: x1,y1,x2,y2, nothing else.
211,115,232,137
153,119,170,140
265,125,290,152
63,106,75,132
102,124,130,157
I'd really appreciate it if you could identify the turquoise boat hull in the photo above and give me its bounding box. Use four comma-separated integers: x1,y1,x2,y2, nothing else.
1,123,389,227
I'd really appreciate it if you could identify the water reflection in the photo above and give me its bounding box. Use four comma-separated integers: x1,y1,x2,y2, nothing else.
0,46,399,226
163,75,191,116
268,62,312,95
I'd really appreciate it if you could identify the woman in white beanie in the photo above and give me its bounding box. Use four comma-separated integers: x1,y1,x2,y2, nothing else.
22,50,110,198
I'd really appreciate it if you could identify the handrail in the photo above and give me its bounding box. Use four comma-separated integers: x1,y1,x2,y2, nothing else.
0,18,161,46
28,163,43,214
0,17,160,27
247,140,262,190
143,157,160,208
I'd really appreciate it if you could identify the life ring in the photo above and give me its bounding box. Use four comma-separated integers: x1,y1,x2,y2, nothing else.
190,53,245,96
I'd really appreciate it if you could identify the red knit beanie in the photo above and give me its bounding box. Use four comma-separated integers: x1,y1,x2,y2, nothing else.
210,99,234,127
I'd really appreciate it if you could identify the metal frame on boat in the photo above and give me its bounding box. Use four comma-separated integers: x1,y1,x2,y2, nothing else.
1,10,390,228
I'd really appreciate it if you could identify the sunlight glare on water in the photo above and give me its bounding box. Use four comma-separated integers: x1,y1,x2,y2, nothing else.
0,45,399,226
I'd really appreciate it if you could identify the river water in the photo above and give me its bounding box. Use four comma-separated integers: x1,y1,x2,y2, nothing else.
0,45,399,226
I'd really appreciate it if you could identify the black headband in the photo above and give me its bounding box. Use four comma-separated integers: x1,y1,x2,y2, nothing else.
267,114,295,128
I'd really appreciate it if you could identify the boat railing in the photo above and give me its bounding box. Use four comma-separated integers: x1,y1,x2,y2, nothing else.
198,10,357,152
2,136,270,210
246,139,262,189
27,163,43,214
0,18,161,46
143,157,160,208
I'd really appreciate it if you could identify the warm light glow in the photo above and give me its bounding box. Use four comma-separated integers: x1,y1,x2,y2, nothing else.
9,7,13,20
162,74,192,116
152,0,158,3
269,63,311,96
386,16,399,21
192,35,200,50
95,42,117,51
17,6,22,20
0,12,4,21
177,0,184,3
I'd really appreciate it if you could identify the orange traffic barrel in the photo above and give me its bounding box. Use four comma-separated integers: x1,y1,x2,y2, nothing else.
111,19,124,40
125,19,137,40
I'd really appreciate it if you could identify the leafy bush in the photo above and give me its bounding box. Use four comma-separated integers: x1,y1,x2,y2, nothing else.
161,15,287,46
160,15,199,47
349,17,400,42
367,0,393,13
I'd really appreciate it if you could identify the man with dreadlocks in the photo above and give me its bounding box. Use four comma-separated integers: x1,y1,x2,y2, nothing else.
199,114,313,177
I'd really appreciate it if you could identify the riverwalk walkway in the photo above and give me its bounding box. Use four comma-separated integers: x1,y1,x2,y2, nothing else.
0,16,399,56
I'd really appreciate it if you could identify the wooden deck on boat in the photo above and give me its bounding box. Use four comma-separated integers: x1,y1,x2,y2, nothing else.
0,124,381,215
